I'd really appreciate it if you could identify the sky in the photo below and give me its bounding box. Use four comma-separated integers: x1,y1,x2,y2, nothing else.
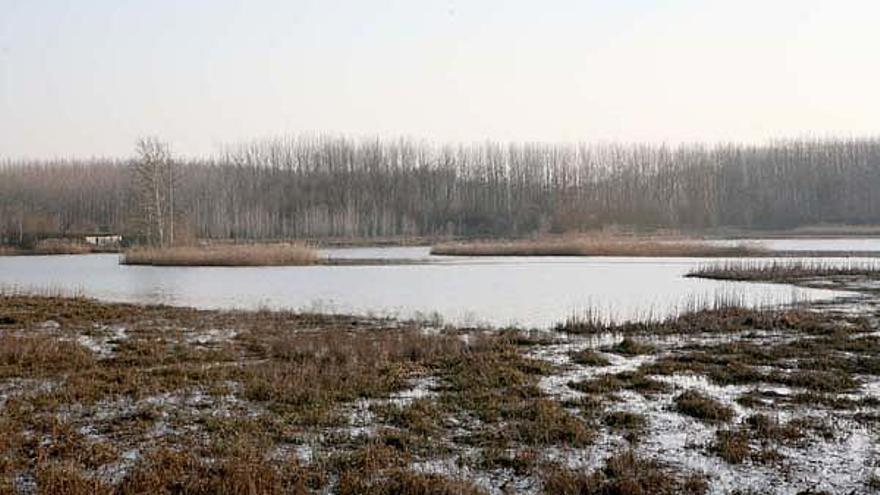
1,0,879,158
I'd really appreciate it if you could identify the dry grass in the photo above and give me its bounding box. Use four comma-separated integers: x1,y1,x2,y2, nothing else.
0,239,101,256
605,337,656,356
674,390,734,423
0,294,552,493
121,243,319,266
645,326,869,394
32,238,94,255
541,450,709,495
431,236,761,258
556,306,845,336
570,371,670,396
688,260,880,282
569,349,611,366
0,289,875,493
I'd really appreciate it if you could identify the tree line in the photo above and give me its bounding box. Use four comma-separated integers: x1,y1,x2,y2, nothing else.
1,136,879,245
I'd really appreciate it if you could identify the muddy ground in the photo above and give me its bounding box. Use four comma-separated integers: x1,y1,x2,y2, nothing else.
1,271,879,494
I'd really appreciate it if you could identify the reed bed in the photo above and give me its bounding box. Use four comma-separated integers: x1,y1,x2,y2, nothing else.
554,289,802,334
121,243,319,266
688,260,880,282
0,239,97,256
430,237,762,258
32,238,94,255
555,303,829,336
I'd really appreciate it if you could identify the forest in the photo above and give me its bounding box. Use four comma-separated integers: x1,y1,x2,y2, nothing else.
1,137,879,245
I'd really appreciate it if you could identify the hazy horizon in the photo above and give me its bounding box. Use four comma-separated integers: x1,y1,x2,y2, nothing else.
3,0,879,159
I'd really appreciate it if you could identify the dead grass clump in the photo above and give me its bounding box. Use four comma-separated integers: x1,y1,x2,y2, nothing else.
242,329,465,425
0,335,95,378
509,399,595,447
789,392,880,410
606,337,655,356
339,468,486,495
121,243,318,266
603,411,647,443
674,390,734,422
431,236,760,258
570,371,670,396
867,474,880,491
244,364,397,424
35,461,112,495
478,448,539,475
433,335,592,448
375,398,443,437
603,411,647,431
744,414,807,444
711,429,751,464
119,442,325,495
569,349,611,366
655,356,857,392
711,414,823,466
436,335,552,422
769,369,856,393
541,450,709,495
32,239,94,255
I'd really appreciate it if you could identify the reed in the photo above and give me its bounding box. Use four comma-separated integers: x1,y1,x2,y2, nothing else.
121,243,319,266
32,238,94,255
688,260,880,281
431,236,762,258
0,239,96,256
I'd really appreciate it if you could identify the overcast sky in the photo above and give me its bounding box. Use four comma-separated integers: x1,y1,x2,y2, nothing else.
2,0,879,158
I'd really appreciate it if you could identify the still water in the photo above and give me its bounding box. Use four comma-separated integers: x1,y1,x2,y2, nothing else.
1,241,871,328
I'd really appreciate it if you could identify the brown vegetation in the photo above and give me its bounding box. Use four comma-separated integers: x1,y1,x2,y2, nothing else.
121,243,319,266
570,371,670,396
0,238,113,256
688,260,880,282
569,349,611,366
0,285,876,493
430,236,761,257
541,450,709,495
606,337,656,356
556,305,843,336
31,238,94,255
674,390,734,422
5,138,880,242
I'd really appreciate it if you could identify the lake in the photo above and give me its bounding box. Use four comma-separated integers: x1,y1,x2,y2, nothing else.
3,240,876,328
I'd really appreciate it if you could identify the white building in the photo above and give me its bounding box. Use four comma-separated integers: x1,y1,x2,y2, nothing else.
84,234,122,246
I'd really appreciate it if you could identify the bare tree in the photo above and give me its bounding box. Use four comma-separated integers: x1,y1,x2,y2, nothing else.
3,137,880,245
132,138,176,246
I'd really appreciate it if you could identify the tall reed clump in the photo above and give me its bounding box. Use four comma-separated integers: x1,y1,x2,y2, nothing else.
121,243,319,266
32,239,94,255
688,260,880,282
0,239,94,256
431,236,762,258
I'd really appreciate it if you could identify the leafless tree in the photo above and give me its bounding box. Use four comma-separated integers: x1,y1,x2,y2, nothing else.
132,138,176,246
2,137,880,245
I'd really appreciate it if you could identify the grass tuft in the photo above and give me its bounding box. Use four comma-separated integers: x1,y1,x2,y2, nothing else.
569,349,611,366
674,390,734,422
